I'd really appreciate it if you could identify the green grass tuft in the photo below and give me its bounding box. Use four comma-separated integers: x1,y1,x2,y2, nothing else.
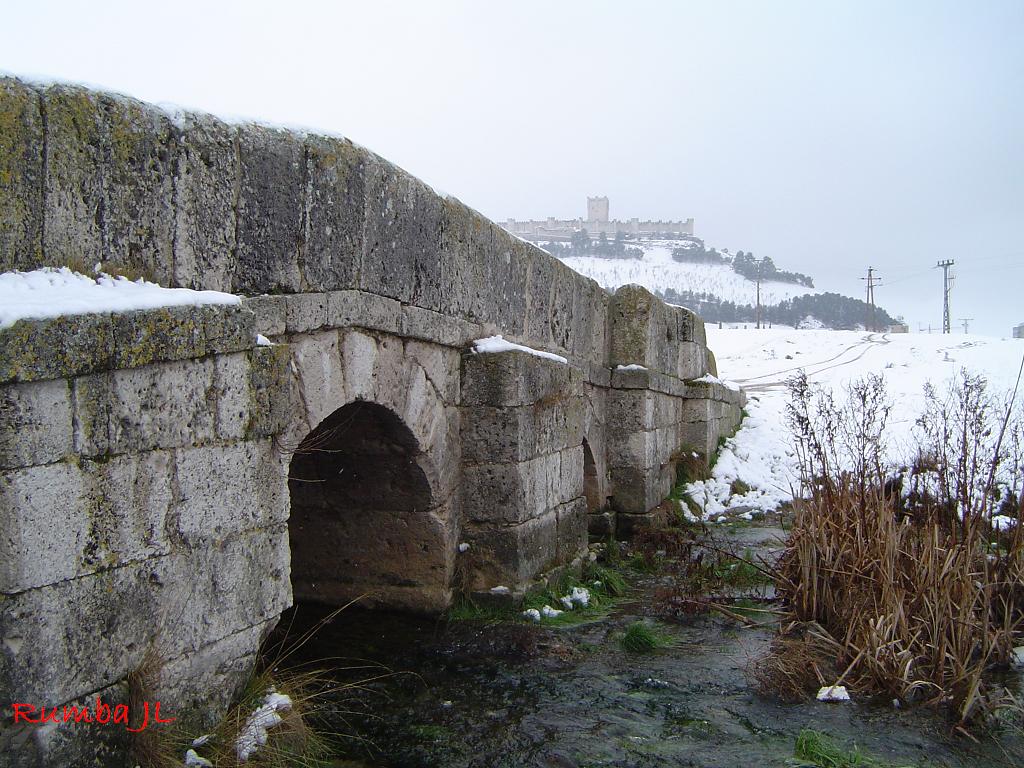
794,729,904,768
620,621,675,653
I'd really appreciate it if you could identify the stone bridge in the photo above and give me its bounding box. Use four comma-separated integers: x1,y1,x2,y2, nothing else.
0,77,743,765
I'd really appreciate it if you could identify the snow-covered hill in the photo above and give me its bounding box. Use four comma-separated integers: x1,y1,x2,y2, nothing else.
687,328,1024,519
554,241,817,306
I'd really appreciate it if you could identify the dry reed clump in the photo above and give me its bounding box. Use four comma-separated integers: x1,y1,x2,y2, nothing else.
131,606,390,767
762,368,1024,725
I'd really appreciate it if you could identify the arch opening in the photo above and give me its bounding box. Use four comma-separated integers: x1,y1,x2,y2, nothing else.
582,437,602,513
287,401,442,610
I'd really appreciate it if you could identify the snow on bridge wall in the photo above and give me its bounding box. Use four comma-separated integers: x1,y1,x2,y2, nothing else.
0,77,743,765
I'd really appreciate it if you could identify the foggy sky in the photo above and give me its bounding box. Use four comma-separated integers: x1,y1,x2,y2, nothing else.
5,0,1022,336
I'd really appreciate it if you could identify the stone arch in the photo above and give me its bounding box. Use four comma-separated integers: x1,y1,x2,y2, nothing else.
288,400,449,612
282,328,462,613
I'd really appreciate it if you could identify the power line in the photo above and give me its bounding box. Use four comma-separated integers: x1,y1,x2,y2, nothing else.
958,318,974,334
936,259,955,334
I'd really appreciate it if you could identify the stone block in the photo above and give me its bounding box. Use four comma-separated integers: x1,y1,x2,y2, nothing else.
172,440,288,543
462,510,559,590
159,525,291,655
404,339,461,403
607,429,658,469
0,78,44,272
173,110,238,291
676,340,707,380
609,284,657,369
327,289,403,334
461,454,558,524
461,405,537,464
0,380,73,469
242,294,287,336
682,398,714,424
401,303,482,348
556,497,588,562
246,343,296,439
607,389,656,434
0,525,289,708
558,446,585,505
0,559,166,705
212,353,251,440
301,134,364,292
472,234,530,335
233,123,304,293
461,348,579,408
570,277,608,365
610,365,652,390
0,461,86,592
157,619,272,732
201,304,258,355
548,259,578,351
609,464,659,515
284,292,328,333
360,154,443,307
671,303,706,345
0,314,114,384
524,246,555,343
72,358,217,456
0,451,174,594
42,84,178,285
588,509,616,539
110,306,203,369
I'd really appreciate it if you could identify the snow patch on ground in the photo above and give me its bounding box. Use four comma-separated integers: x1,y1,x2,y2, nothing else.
687,328,1024,520
0,267,239,328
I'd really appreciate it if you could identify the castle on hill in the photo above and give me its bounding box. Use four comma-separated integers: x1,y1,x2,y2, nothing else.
502,197,694,242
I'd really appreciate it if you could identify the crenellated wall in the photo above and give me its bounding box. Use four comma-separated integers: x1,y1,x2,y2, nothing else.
0,76,743,766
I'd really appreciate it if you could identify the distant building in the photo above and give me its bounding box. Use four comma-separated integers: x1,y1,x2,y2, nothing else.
502,197,694,242
888,322,909,334
1014,323,1024,339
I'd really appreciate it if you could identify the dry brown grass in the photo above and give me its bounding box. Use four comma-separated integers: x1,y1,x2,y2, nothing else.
762,368,1024,725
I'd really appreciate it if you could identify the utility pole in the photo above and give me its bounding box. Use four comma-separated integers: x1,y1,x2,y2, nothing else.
959,318,973,334
861,266,880,332
936,259,955,334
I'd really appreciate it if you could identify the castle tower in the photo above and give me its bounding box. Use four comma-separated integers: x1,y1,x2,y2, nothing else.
587,196,609,223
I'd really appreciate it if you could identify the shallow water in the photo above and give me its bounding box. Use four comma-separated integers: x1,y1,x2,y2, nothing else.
278,523,1023,768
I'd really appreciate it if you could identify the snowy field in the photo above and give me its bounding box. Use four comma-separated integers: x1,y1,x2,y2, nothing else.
557,240,816,306
687,327,1024,519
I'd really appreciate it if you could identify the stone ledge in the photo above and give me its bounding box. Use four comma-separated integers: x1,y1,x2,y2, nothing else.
0,304,256,384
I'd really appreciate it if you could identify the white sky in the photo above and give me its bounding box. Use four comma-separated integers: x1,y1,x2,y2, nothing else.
4,0,1022,336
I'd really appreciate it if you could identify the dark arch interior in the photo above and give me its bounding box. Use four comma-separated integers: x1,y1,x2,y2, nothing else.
288,401,439,608
582,437,602,513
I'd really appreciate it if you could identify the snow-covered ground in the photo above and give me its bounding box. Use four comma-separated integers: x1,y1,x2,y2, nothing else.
556,240,816,306
687,327,1024,519
0,267,240,328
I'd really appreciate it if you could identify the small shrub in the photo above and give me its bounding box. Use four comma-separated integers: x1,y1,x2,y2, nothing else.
728,479,751,496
